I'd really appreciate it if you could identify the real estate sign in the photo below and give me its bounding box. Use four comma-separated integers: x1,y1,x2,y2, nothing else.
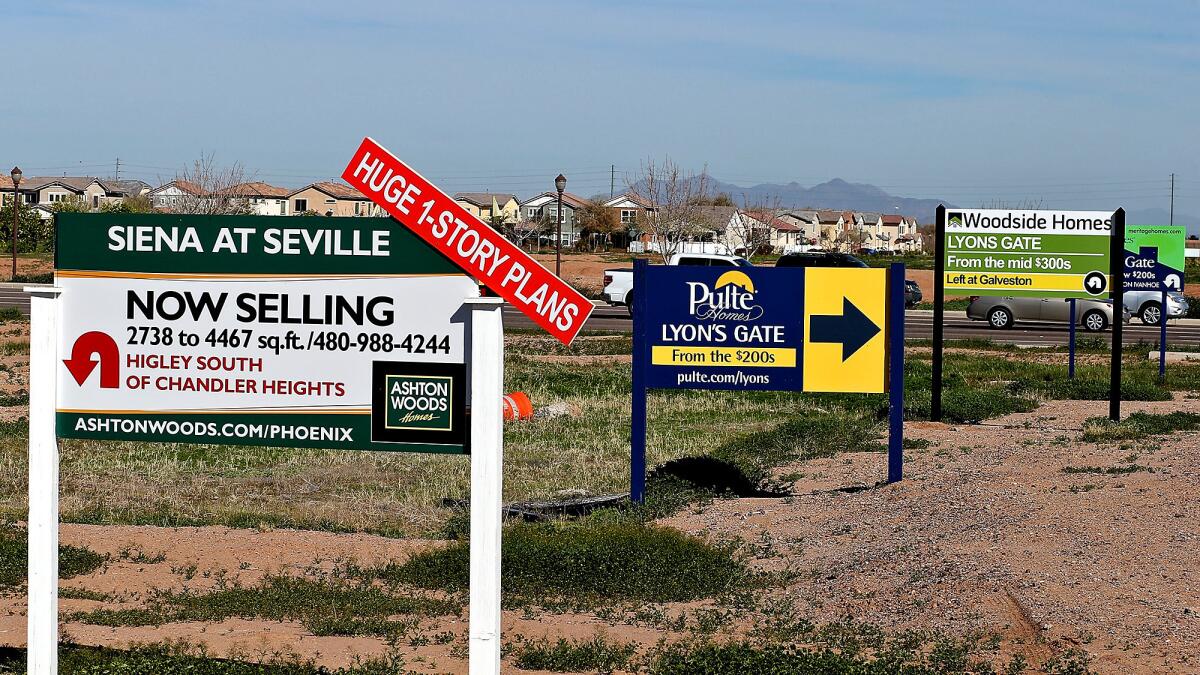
55,213,477,453
638,266,889,394
1124,225,1186,292
942,209,1114,298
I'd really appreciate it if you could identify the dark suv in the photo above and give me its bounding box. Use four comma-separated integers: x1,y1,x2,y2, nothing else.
776,251,921,307
774,251,869,268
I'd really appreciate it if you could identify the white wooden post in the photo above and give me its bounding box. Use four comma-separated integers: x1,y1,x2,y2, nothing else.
26,286,62,675
465,297,504,675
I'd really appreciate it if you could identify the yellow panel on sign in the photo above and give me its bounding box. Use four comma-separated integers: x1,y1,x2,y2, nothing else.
803,268,887,393
651,346,797,368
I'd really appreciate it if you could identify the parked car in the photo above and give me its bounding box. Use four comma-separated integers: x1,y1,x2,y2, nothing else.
905,279,922,308
602,252,751,315
774,251,868,268
966,296,1130,332
1122,290,1189,325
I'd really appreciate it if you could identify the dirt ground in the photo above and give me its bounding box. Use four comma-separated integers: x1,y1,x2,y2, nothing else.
0,396,1196,672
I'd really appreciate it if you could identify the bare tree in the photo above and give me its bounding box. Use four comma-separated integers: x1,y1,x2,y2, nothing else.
730,194,781,257
503,212,549,252
627,156,712,263
168,153,253,215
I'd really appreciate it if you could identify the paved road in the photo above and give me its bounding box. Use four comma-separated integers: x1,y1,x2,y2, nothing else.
5,283,1197,348
505,303,1200,348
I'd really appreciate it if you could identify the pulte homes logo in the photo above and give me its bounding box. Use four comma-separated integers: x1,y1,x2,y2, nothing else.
686,271,765,321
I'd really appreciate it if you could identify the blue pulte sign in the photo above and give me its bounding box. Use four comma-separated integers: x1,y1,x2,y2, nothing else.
639,266,806,391
629,260,907,503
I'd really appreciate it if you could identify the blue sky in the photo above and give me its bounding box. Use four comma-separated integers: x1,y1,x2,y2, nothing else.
7,0,1198,218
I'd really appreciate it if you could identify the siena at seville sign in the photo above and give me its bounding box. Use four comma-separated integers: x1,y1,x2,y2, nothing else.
55,213,477,453
942,209,1114,298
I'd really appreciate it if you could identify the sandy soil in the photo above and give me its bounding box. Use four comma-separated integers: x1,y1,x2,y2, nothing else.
0,396,1195,672
664,394,1200,674
0,319,29,422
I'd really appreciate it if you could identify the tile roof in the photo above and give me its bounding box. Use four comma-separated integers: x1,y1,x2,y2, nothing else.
151,180,206,196
746,209,801,231
221,181,290,198
881,214,904,225
816,210,843,223
522,191,591,209
454,192,518,207
291,181,368,200
100,179,151,196
17,176,103,192
604,193,654,209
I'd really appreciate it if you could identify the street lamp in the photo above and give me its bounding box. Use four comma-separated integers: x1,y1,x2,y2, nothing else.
554,174,566,276
9,167,21,281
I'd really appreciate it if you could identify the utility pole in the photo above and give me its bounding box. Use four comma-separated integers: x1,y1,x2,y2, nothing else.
1170,173,1175,226
115,157,120,180
610,164,615,199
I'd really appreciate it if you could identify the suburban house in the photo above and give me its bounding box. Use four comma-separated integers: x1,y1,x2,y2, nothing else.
855,212,883,248
777,210,820,242
602,194,654,228
816,210,846,245
149,180,206,210
519,191,590,245
745,210,805,253
217,182,291,216
454,193,520,224
288,182,381,217
1,176,150,211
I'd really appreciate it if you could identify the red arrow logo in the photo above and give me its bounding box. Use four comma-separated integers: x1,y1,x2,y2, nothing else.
63,331,120,388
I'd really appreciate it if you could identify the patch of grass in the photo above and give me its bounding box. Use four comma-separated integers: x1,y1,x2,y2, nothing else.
710,414,882,486
507,635,639,672
381,521,747,604
0,341,28,356
650,635,1039,675
1082,411,1200,442
59,586,112,602
0,308,24,321
0,527,106,589
1062,464,1154,475
71,574,458,637
0,643,404,674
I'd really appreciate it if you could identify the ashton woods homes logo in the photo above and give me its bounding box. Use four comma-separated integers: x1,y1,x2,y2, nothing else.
384,375,453,431
687,271,764,321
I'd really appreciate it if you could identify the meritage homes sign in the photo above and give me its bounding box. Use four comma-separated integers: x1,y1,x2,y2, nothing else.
943,209,1113,298
55,213,475,453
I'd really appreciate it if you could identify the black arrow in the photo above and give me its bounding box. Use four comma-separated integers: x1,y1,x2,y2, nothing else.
809,298,881,361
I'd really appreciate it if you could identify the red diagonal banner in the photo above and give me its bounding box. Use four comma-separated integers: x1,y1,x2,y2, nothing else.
343,137,592,345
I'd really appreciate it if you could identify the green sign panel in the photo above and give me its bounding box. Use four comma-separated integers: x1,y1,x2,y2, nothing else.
55,213,475,454
1124,225,1186,292
943,209,1114,299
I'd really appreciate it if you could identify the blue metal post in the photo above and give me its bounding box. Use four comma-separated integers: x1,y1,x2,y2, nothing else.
887,263,905,483
630,259,648,503
1160,288,1168,380
1068,298,1076,379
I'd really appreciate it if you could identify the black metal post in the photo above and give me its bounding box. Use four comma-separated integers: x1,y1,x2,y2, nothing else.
931,204,946,421
1109,208,1125,421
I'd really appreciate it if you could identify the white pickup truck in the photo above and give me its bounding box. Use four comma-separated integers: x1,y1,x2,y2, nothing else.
602,253,752,314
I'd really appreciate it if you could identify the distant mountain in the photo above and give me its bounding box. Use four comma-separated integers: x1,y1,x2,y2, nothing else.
621,176,951,223
616,176,1195,229
708,177,950,223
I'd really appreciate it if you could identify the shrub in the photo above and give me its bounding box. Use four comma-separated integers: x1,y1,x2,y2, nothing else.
383,522,746,604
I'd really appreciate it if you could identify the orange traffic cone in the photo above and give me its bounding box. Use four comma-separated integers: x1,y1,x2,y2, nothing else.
502,391,534,420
